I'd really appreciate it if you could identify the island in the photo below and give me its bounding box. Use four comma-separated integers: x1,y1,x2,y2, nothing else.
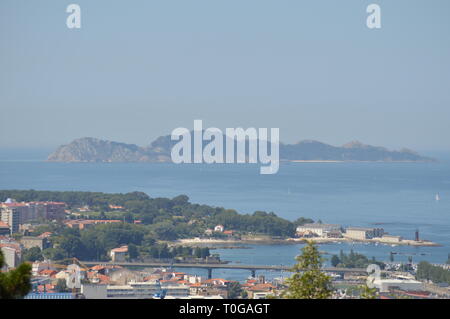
47,135,435,163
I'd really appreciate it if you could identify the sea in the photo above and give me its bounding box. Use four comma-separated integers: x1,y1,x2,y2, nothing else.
1,148,449,281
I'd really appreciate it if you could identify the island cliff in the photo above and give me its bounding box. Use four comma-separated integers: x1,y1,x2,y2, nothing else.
47,135,435,163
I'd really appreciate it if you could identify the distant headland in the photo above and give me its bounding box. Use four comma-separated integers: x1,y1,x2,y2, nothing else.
47,135,435,163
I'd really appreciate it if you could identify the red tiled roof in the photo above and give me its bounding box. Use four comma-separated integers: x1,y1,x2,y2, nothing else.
38,232,52,238
39,269,57,277
111,246,128,253
90,264,123,271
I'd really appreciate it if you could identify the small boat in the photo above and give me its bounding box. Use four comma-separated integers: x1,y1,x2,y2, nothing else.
435,193,440,201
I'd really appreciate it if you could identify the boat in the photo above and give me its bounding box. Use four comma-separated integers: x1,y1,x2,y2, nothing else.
435,193,440,201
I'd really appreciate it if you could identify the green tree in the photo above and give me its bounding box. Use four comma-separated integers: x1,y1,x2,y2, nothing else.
227,282,243,299
330,255,340,267
194,247,202,258
22,247,44,262
0,250,32,299
360,284,377,299
55,278,68,293
283,241,333,299
200,247,210,259
123,212,134,223
127,243,139,261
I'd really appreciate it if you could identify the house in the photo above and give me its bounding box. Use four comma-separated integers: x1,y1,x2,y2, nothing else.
90,264,123,275
32,260,57,276
110,245,128,262
296,223,341,238
223,230,234,236
246,283,276,299
86,271,110,284
38,269,58,278
65,219,121,230
20,236,49,250
109,268,144,285
214,225,224,232
37,232,52,239
109,204,124,210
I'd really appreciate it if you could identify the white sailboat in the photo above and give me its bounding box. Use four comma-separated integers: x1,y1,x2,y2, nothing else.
435,193,440,201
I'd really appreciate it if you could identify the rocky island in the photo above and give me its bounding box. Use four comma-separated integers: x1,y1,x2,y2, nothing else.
47,135,435,163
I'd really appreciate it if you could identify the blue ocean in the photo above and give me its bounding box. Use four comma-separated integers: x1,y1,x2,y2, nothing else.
1,149,449,280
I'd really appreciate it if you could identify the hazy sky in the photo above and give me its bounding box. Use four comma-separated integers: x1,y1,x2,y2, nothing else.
1,0,449,151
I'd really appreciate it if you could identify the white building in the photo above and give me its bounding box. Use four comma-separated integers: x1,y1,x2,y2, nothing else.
296,223,341,238
0,207,21,234
81,284,108,299
32,260,57,276
214,225,224,232
110,245,128,262
82,281,190,299
373,279,423,293
0,246,20,269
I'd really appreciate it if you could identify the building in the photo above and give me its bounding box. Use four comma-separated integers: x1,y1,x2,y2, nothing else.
373,278,423,293
214,225,224,232
43,202,66,220
81,284,108,299
0,244,21,269
0,206,21,234
296,223,341,238
246,283,277,299
82,281,174,299
160,282,191,297
0,221,10,235
345,227,384,240
20,236,49,250
109,268,143,285
110,245,128,262
65,219,121,230
0,200,67,231
27,202,48,220
25,293,77,299
32,260,57,276
381,235,402,243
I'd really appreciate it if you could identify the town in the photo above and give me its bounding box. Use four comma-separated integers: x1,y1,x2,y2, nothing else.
1,190,450,299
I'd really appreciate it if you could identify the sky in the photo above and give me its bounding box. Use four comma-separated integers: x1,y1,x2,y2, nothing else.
1,0,450,152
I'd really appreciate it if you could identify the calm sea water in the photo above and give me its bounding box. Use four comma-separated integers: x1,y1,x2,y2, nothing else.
1,149,449,281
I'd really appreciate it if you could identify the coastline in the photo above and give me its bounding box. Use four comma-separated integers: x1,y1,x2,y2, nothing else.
175,237,441,247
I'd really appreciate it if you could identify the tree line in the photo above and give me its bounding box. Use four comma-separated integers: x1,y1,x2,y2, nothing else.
0,189,313,238
22,223,210,262
416,261,450,285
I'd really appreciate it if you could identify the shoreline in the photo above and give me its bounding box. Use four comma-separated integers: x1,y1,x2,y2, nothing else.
175,237,441,247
